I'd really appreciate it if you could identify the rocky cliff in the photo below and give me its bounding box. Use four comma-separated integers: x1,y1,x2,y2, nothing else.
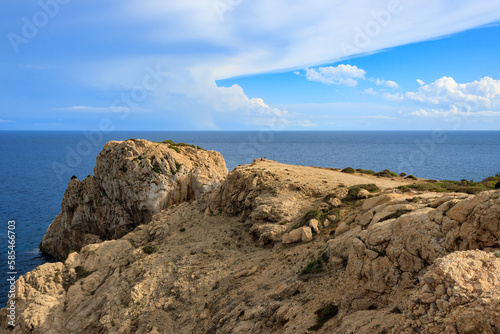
3,153,500,334
39,139,228,260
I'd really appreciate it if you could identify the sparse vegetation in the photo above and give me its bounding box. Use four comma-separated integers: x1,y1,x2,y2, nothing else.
344,184,380,202
406,175,417,180
356,168,376,175
152,165,161,174
71,175,77,180
298,208,340,227
341,167,355,174
374,169,399,178
399,172,407,177
495,252,500,258
179,227,186,232
158,139,204,152
142,245,159,254
308,304,339,331
301,253,329,275
301,259,323,275
399,175,500,194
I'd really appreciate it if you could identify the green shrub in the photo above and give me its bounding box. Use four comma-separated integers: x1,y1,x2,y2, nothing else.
179,227,186,232
355,168,376,175
343,184,380,202
406,175,417,180
399,178,494,194
374,169,398,178
142,245,159,254
399,172,406,177
71,175,77,180
153,165,161,174
308,304,339,331
301,259,323,275
298,208,340,228
341,167,355,174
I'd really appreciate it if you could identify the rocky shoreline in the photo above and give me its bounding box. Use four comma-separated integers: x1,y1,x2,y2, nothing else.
2,139,499,333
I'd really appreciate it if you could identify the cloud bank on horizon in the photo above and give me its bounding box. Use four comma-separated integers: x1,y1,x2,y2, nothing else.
2,0,500,129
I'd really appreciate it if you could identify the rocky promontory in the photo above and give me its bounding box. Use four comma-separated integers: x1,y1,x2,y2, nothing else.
2,140,500,333
39,139,228,260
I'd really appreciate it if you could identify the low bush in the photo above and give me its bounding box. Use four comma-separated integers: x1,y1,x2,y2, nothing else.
142,245,159,254
301,259,323,275
356,168,376,175
374,169,398,178
298,208,340,228
341,167,355,174
343,184,380,202
398,176,499,194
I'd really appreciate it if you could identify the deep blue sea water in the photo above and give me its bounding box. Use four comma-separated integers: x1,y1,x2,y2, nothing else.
1,130,499,306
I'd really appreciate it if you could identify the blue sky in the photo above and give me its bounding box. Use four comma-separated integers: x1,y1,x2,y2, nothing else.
1,0,500,130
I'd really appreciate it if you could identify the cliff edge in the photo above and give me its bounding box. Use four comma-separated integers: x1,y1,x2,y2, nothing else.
3,148,500,334
39,139,228,260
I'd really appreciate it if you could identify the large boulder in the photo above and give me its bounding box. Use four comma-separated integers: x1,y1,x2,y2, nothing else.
40,139,228,260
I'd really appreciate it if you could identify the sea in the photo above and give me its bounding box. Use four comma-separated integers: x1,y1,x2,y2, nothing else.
1,130,499,306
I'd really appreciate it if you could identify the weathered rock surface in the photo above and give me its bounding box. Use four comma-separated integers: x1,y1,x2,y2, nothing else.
200,160,409,246
40,139,227,260
3,155,500,334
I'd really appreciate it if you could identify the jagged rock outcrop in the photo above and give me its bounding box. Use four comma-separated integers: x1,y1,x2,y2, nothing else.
3,158,500,334
201,159,408,246
40,139,227,260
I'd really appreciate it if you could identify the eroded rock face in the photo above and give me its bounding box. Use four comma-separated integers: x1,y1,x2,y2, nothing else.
5,157,500,334
400,250,500,334
40,139,227,260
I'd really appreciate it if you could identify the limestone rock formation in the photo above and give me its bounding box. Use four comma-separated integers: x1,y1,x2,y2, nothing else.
3,156,500,334
40,139,227,260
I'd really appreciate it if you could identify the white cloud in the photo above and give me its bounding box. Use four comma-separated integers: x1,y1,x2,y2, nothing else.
294,71,301,76
305,65,366,87
0,119,14,123
410,106,500,117
416,79,425,86
375,79,400,89
382,92,404,101
53,0,500,128
406,76,500,116
364,88,377,95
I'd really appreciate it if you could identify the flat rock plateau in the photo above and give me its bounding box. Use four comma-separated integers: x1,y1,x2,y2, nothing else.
2,139,499,334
